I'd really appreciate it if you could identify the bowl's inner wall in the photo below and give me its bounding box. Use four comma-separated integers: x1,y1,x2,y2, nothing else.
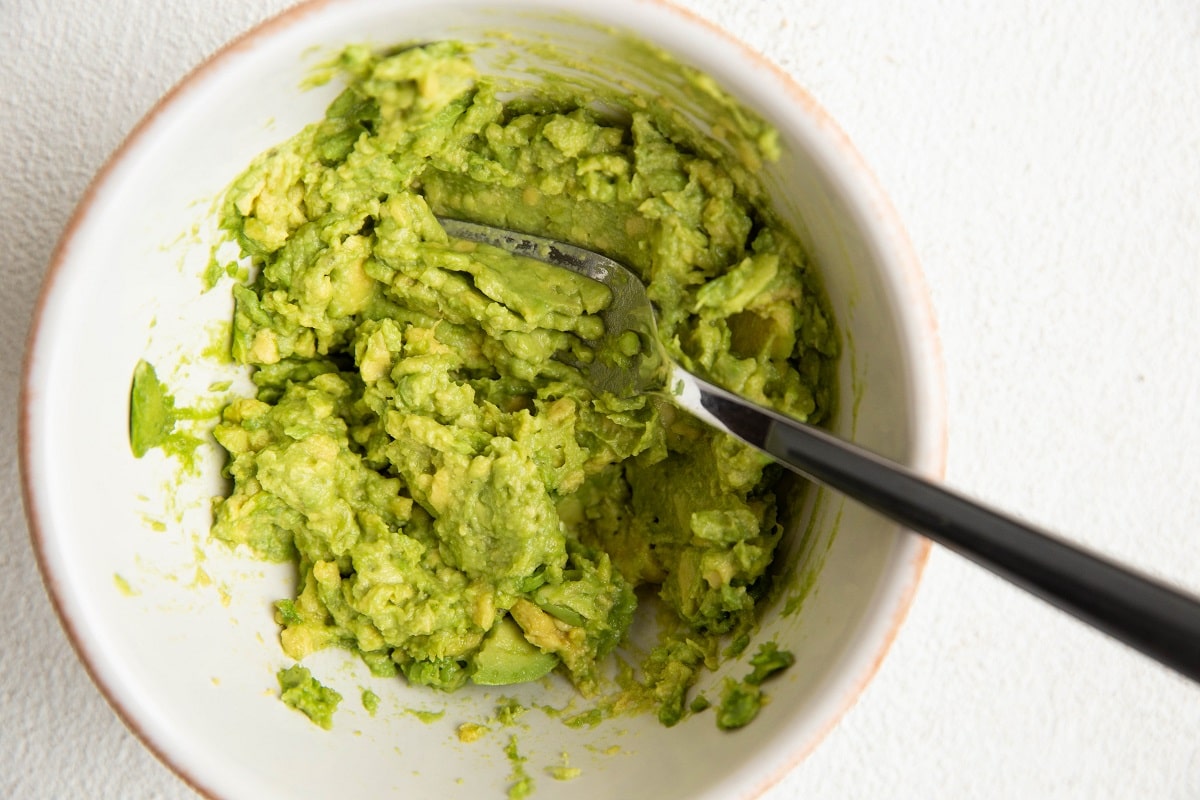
27,4,929,799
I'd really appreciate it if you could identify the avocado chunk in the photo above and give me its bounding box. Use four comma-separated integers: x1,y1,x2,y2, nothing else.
471,617,559,686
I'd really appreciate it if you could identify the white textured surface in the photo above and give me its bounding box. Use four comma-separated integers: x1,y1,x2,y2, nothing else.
4,1,1200,797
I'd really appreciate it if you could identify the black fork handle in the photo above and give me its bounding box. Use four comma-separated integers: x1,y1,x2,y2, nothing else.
699,380,1200,683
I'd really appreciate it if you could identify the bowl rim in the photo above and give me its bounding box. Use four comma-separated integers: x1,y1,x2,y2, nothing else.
18,1,946,797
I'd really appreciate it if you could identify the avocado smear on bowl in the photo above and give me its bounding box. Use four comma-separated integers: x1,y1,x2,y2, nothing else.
208,41,837,728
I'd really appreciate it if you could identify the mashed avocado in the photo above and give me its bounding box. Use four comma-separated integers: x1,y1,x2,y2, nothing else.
210,41,835,726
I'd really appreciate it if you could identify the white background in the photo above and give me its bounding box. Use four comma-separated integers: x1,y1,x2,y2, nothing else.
4,1,1200,797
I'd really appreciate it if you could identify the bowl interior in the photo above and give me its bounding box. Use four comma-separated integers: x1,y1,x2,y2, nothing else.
23,2,940,799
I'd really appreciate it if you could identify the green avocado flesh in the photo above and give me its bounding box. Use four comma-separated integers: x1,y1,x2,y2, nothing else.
278,664,342,729
471,617,559,686
210,41,836,725
129,360,176,458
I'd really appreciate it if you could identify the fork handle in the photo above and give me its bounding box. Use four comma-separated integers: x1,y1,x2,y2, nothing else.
696,378,1200,683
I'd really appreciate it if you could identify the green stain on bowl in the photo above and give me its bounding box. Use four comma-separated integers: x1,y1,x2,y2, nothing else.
200,320,233,364
546,752,581,781
777,481,849,620
139,513,167,532
112,573,139,596
563,707,605,729
127,359,209,471
201,254,226,291
190,566,212,588
504,735,534,800
494,697,528,727
129,360,178,458
405,707,445,724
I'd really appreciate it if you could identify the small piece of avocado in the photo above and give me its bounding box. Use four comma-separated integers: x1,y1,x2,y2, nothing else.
471,617,559,686
129,359,177,457
277,665,341,730
716,678,762,730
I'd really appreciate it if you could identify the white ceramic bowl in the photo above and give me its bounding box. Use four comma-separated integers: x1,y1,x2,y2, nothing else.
21,1,945,798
